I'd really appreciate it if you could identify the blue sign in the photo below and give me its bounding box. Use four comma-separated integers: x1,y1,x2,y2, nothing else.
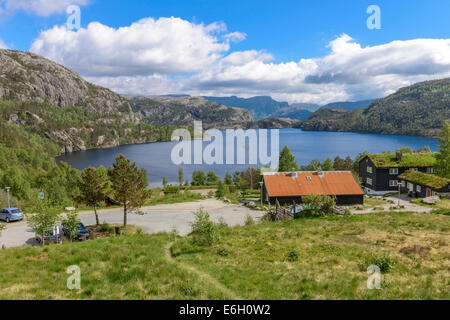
38,192,45,200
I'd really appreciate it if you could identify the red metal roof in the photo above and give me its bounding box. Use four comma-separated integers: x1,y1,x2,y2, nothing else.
263,171,364,197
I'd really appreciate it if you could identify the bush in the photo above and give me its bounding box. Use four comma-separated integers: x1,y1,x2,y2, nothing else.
286,250,299,262
245,214,255,226
217,246,231,257
358,252,396,273
99,222,113,233
190,209,219,246
299,194,336,217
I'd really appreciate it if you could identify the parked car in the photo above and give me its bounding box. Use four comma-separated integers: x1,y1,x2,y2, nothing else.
35,226,62,244
0,207,24,223
62,222,90,241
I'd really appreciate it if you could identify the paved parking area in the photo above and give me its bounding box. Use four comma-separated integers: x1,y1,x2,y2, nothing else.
0,199,263,249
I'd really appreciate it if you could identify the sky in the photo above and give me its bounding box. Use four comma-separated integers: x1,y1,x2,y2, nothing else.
0,0,449,104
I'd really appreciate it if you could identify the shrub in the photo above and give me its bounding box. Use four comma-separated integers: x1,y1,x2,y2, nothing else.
358,252,396,273
245,214,255,226
99,222,113,233
190,209,219,246
217,246,231,257
286,250,299,262
299,194,336,217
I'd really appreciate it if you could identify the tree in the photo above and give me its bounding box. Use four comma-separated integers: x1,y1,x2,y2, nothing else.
278,146,299,172
300,194,336,217
178,167,184,186
232,171,241,186
62,210,79,242
162,177,168,188
206,171,220,185
191,170,206,186
215,180,227,198
436,121,450,178
321,157,334,171
78,166,109,226
224,173,233,185
333,156,346,170
108,154,151,227
353,150,369,174
243,167,261,189
300,159,320,171
28,201,61,246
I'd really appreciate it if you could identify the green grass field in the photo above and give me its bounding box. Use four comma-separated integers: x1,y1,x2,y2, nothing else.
0,211,448,300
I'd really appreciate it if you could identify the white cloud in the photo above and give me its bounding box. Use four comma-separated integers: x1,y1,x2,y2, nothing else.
30,14,450,104
0,38,7,49
31,17,232,76
0,0,88,16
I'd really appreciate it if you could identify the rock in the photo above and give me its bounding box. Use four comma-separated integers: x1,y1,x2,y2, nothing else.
422,196,440,205
247,201,256,208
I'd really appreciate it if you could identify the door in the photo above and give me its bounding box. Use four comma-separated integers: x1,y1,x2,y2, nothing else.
426,188,431,197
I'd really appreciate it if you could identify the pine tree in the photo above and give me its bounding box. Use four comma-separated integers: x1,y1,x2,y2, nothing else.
178,167,184,186
78,166,109,226
278,146,299,172
109,155,151,227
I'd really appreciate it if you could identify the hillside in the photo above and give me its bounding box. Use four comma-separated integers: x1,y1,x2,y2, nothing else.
289,102,321,113
129,96,253,129
0,211,448,299
269,105,313,120
319,99,375,111
302,78,450,138
253,117,302,129
203,96,289,120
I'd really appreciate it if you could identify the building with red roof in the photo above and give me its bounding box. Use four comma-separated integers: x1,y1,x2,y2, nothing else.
262,170,364,206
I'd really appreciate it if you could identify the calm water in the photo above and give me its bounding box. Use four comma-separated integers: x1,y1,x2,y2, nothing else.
57,129,438,187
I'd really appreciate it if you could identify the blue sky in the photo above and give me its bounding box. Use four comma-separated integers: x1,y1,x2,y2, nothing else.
1,0,449,104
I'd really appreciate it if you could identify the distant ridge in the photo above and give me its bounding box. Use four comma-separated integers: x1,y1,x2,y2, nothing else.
319,99,376,111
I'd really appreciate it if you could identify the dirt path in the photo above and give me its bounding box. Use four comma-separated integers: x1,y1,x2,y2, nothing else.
165,241,242,300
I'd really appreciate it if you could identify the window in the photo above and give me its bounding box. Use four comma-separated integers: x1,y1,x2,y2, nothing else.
416,185,421,193
427,168,435,174
389,168,398,175
407,182,413,191
389,180,398,187
367,166,373,173
366,178,372,185
411,168,418,171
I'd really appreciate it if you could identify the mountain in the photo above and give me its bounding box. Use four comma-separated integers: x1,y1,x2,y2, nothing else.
0,49,178,153
269,105,313,121
302,78,450,138
319,99,376,111
128,96,253,129
203,96,289,120
289,103,321,113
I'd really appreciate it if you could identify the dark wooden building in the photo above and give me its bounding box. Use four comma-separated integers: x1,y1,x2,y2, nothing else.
398,170,450,199
262,171,364,206
359,152,436,194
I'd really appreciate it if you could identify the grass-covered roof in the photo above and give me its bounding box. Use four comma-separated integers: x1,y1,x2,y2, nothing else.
368,152,437,168
398,170,450,189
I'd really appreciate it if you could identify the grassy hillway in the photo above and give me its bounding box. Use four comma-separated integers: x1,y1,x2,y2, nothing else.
0,210,448,300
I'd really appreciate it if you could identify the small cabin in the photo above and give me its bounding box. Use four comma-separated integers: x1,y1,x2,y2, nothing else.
398,170,450,199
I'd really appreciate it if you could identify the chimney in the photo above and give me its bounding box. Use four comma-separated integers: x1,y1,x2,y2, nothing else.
396,151,402,162
290,168,297,178
317,166,324,177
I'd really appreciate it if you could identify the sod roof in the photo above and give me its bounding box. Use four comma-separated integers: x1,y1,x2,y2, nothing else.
398,170,450,189
368,152,437,168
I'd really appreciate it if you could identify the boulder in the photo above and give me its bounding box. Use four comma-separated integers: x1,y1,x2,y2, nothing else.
422,196,440,205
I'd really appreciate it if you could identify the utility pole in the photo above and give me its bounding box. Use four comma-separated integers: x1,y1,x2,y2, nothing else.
5,187,10,208
259,181,264,205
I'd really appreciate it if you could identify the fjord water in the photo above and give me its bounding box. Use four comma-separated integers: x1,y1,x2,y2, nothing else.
57,129,438,187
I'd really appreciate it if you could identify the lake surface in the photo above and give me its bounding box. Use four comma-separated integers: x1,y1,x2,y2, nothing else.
57,129,438,187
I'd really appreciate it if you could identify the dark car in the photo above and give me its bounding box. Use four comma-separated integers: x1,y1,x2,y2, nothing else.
62,222,90,241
